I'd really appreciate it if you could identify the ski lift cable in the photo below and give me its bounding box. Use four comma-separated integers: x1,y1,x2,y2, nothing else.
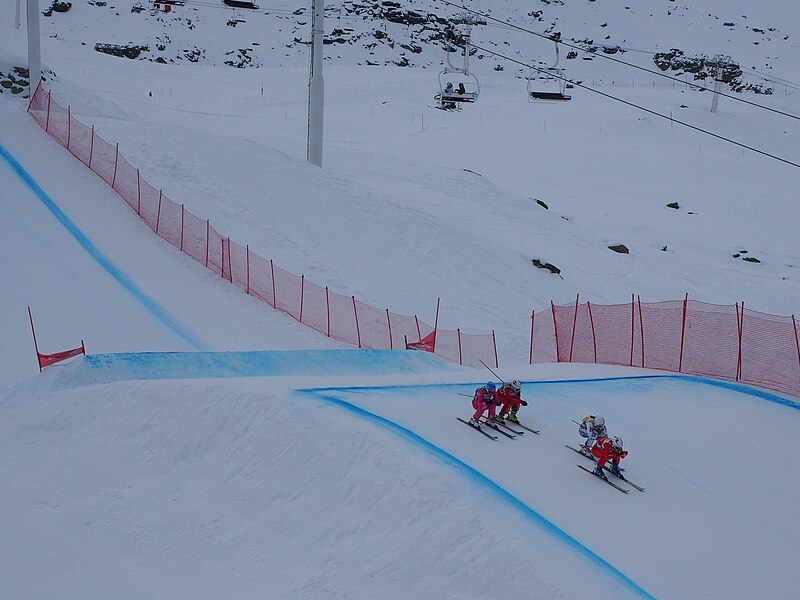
433,0,800,122
470,43,800,170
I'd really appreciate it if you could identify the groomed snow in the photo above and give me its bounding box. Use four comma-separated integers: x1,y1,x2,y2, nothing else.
1,1,799,597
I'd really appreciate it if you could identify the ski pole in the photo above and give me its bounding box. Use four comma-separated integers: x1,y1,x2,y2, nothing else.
479,359,505,384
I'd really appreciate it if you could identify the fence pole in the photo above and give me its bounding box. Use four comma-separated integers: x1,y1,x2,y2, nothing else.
155,190,162,234
386,309,393,349
45,90,51,132
793,314,800,370
736,302,744,381
136,169,141,215
227,237,232,282
246,245,250,294
587,301,597,363
27,80,42,112
299,275,305,322
325,286,331,337
551,300,561,362
414,315,422,341
111,143,119,188
679,293,688,372
569,294,579,362
179,204,185,251
270,259,276,308
67,105,71,149
205,220,210,267
529,310,535,365
27,306,42,372
352,296,362,348
492,329,498,368
638,295,645,367
629,294,635,367
88,125,95,169
457,328,463,365
220,239,225,278
433,297,440,353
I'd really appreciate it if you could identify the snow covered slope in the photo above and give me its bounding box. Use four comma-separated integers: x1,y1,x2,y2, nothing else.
1,2,799,598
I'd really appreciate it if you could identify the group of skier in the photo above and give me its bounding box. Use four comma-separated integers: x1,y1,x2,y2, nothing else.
464,379,631,487
469,380,527,427
578,415,627,480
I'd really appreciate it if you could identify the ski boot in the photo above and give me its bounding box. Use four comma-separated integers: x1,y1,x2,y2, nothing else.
507,410,520,424
579,443,592,456
494,413,506,425
469,417,481,427
610,463,622,477
593,465,607,480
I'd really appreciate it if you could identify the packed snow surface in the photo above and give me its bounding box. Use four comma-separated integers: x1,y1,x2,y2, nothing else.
1,1,799,597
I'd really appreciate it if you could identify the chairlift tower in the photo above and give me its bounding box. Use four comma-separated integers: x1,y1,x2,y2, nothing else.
707,54,732,114
307,0,324,167
17,0,41,92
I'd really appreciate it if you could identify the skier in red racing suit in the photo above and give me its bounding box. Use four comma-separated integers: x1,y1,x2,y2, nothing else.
591,435,628,480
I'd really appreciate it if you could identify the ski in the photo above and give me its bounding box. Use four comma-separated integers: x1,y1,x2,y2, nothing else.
567,445,644,491
457,417,498,440
577,464,629,493
489,419,525,436
509,421,540,434
480,419,516,438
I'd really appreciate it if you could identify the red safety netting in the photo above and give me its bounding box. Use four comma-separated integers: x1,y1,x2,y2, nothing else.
739,308,800,396
531,295,800,398
26,84,496,368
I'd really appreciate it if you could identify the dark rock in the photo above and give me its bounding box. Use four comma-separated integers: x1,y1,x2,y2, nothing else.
742,257,761,263
667,202,680,209
536,199,549,210
532,259,561,275
11,86,23,94
733,253,741,258
95,43,149,59
0,81,12,89
51,1,71,12
661,246,668,251
608,244,629,254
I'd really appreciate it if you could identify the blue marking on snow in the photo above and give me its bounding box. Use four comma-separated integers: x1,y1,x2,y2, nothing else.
307,373,800,410
0,143,205,350
71,349,458,383
302,388,656,600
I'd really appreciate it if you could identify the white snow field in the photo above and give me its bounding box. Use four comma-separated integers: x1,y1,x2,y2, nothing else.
2,0,800,598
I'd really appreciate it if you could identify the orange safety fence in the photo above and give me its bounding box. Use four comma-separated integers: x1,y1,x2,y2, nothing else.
27,85,498,368
530,295,800,398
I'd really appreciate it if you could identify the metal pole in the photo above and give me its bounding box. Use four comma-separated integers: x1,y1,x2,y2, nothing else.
307,0,325,167
26,0,42,92
711,78,721,113
16,0,22,29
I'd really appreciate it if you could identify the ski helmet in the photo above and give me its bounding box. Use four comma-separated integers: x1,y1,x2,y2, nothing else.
511,380,522,393
485,382,496,393
612,436,623,450
594,415,605,428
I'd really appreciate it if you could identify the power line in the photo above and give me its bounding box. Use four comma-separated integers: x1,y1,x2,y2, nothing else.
434,0,800,122
469,43,800,170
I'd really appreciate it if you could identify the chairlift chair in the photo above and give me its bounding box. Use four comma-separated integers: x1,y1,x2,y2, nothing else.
223,0,260,9
528,41,571,102
434,35,480,109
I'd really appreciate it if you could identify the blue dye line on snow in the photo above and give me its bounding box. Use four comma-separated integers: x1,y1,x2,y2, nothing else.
0,144,205,350
306,372,800,411
301,388,656,600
